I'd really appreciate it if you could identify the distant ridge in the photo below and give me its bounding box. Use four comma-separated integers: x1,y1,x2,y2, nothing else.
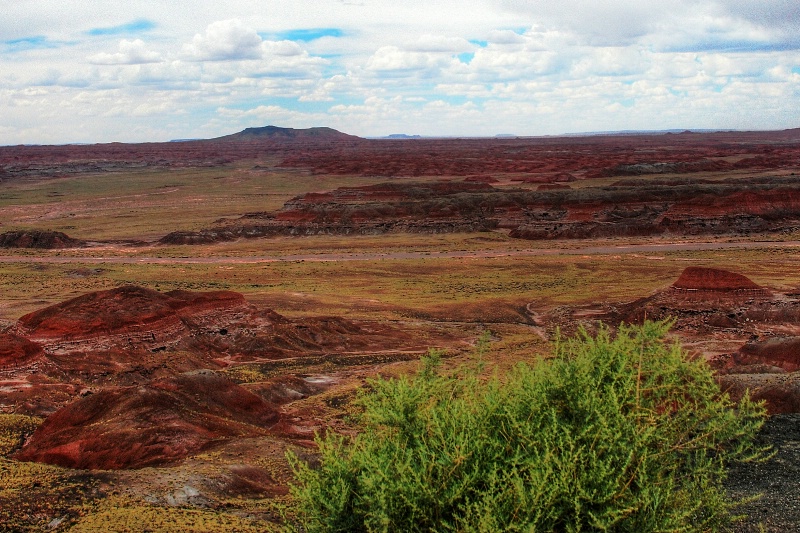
214,125,360,142
383,134,422,139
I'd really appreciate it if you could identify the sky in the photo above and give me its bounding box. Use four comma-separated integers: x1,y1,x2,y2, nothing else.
1,0,799,144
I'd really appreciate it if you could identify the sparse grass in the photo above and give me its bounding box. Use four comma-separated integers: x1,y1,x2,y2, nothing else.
0,164,393,240
0,457,99,532
0,414,41,456
3,245,800,321
68,496,274,532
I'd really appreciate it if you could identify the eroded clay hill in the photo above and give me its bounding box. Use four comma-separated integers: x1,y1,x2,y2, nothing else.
671,266,767,292
1,285,455,417
1,285,465,470
534,266,800,414
14,370,280,469
161,176,800,244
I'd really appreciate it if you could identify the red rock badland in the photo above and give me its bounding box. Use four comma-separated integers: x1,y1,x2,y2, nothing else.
159,175,800,245
3,127,798,182
671,267,766,292
533,266,800,415
14,371,280,470
1,285,461,470
4,127,800,247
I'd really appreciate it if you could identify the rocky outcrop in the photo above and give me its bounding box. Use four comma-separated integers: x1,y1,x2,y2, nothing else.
712,337,800,414
14,370,280,469
717,372,800,415
734,337,800,372
0,231,85,249
159,176,800,244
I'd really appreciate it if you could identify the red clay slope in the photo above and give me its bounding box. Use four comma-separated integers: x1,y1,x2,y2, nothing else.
671,267,764,291
0,333,44,367
15,370,279,469
16,285,245,342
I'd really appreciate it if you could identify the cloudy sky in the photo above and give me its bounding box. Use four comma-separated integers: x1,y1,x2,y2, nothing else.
2,0,799,144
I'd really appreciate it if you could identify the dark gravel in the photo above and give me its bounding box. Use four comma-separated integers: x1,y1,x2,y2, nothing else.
726,414,800,532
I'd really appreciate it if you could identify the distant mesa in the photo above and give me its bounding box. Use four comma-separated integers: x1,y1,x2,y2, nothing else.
0,230,85,249
671,267,765,293
214,125,360,142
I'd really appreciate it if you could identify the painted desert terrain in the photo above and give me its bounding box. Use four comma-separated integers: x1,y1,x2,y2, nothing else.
2,126,800,531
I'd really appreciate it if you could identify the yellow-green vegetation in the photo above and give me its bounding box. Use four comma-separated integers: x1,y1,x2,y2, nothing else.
3,244,800,322
290,322,768,532
0,414,41,456
0,457,98,531
0,417,100,531
225,365,271,384
69,497,273,533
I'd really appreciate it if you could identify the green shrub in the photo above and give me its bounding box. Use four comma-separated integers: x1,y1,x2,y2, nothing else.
289,321,767,532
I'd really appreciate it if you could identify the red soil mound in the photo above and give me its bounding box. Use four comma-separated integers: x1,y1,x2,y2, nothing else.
671,267,763,291
16,285,244,341
0,333,44,367
15,370,279,469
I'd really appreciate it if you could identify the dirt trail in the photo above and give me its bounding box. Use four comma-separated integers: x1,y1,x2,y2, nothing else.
1,240,800,265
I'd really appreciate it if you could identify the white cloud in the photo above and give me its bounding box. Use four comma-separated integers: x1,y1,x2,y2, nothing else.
263,40,304,57
183,19,263,61
1,1,800,143
407,34,473,53
88,39,163,65
366,46,455,75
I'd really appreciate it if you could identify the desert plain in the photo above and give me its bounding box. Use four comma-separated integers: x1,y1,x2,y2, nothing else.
2,126,800,531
